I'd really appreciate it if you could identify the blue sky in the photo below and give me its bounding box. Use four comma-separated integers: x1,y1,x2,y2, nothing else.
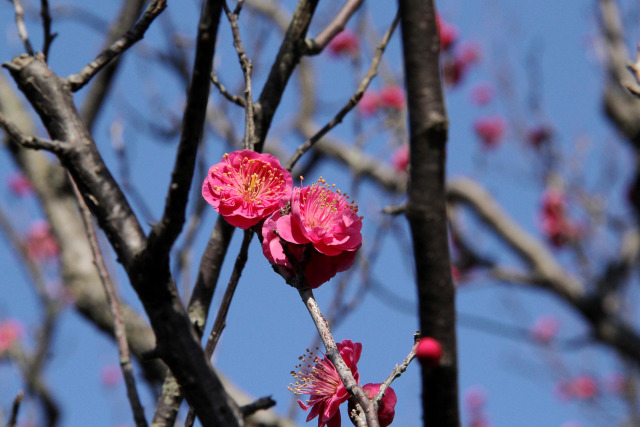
0,0,637,426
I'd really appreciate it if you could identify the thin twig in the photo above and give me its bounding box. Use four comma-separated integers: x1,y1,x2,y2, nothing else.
70,179,147,427
6,390,24,427
304,0,364,55
65,0,168,91
239,396,276,417
222,1,256,148
233,0,246,16
286,12,399,170
211,73,247,107
374,336,418,403
184,229,254,427
40,0,56,60
9,0,34,56
0,113,68,154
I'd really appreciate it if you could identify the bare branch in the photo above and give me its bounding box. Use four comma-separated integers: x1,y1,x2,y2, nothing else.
286,12,399,170
9,0,34,56
304,0,364,55
66,0,168,92
40,0,56,59
6,391,24,427
0,112,69,153
211,72,247,107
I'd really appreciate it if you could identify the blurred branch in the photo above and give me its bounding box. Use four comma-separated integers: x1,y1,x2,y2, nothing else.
67,0,167,92
304,0,363,55
6,391,24,427
286,12,399,170
9,0,35,56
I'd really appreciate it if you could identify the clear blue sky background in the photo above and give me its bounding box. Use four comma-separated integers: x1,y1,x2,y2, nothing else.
0,0,637,426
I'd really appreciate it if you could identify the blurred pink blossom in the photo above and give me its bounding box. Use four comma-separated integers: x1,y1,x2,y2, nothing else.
470,83,494,106
25,220,59,262
530,315,560,344
379,85,405,111
391,145,409,172
0,319,22,353
327,29,359,57
540,189,576,247
101,364,123,387
436,14,458,51
7,173,33,197
358,91,380,116
474,116,506,149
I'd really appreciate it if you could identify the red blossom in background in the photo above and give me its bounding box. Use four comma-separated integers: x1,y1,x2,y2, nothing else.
0,319,22,353
464,387,490,427
473,116,506,149
539,189,576,247
378,85,405,111
527,125,553,148
391,144,409,172
289,340,362,427
101,364,123,387
530,315,560,344
556,376,599,401
262,178,362,288
348,384,397,427
327,29,359,57
358,91,380,116
25,220,59,262
7,173,33,197
202,150,292,229
436,14,458,51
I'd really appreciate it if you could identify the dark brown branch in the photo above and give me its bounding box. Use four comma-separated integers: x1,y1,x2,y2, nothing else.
6,391,24,427
147,0,223,260
211,72,247,107
40,0,55,60
398,0,460,426
254,0,319,153
0,113,69,154
66,0,167,92
304,0,363,55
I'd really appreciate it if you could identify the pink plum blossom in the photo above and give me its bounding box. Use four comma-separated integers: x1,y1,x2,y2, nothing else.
0,319,22,353
530,315,560,344
416,337,443,367
379,85,405,111
436,14,458,51
202,150,292,229
101,364,123,387
571,375,598,400
456,41,482,66
527,125,553,147
358,91,380,116
327,30,359,57
290,340,362,427
473,116,506,149
7,173,33,197
262,178,362,288
348,384,397,427
539,189,576,247
391,145,409,172
470,83,494,106
25,220,59,262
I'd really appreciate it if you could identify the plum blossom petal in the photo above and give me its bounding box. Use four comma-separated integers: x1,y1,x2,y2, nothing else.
290,340,362,427
202,150,292,229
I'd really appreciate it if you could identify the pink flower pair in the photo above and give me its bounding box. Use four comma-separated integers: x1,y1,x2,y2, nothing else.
290,340,396,427
203,151,363,288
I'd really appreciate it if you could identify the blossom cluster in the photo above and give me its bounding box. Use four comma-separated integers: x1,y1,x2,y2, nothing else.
203,150,362,288
289,340,396,427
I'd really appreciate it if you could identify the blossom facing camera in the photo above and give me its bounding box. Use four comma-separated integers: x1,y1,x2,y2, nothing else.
416,337,443,367
328,29,360,56
348,383,397,427
202,150,292,229
262,178,362,288
289,340,362,427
